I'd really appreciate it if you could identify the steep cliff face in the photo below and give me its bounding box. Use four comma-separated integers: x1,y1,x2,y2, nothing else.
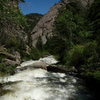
31,0,94,47
31,1,65,47
25,13,43,46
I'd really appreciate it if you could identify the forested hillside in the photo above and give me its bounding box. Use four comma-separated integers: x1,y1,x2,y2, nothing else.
0,0,100,85
0,0,43,75
0,0,28,75
0,0,100,99
45,0,100,82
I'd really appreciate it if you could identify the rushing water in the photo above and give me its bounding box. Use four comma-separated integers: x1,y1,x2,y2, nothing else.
0,68,93,100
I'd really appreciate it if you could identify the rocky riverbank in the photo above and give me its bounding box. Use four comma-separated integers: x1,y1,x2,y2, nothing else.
16,56,77,75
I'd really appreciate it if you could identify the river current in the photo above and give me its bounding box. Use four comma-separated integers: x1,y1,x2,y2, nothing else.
0,68,93,100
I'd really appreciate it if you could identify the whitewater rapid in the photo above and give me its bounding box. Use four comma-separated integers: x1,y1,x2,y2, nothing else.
0,68,92,100
0,56,93,100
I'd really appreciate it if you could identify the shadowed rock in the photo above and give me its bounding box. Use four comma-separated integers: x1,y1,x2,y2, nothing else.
0,51,21,66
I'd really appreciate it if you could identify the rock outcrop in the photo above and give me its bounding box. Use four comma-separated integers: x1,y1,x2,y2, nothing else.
31,1,65,47
0,46,21,66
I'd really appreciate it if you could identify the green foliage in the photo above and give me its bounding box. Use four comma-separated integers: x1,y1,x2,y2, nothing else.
46,0,92,64
67,45,85,68
29,48,41,60
25,13,43,46
44,0,100,83
65,41,99,71
55,9,75,46
84,71,100,81
45,36,66,54
88,0,100,42
54,1,92,47
0,63,16,75
83,41,98,64
93,71,100,81
0,0,27,49
23,47,50,61
44,36,66,63
0,0,27,75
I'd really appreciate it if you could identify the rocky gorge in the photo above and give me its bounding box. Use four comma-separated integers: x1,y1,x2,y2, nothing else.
0,56,95,100
0,0,100,100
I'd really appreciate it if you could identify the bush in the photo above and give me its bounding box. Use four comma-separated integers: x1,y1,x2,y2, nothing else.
28,48,41,60
0,63,16,75
65,41,99,72
67,45,84,68
27,47,50,60
83,41,99,70
93,71,100,81
85,71,100,81
44,36,67,63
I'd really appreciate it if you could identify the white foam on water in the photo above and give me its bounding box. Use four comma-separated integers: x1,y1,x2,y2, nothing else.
72,78,77,83
0,68,77,100
60,78,66,82
52,73,66,78
0,57,92,100
17,56,58,69
0,69,48,83
19,60,41,68
39,55,58,65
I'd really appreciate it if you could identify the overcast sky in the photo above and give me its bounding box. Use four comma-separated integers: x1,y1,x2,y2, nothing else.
19,0,60,15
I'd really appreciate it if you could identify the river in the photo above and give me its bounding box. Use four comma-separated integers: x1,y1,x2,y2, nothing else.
0,68,94,100
0,56,94,100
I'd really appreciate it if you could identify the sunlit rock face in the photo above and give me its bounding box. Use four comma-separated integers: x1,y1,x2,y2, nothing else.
31,1,65,47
